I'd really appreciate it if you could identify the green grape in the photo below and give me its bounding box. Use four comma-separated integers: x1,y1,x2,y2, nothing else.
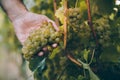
47,45,52,52
55,38,60,43
93,17,112,47
77,14,81,19
68,8,81,29
22,22,63,60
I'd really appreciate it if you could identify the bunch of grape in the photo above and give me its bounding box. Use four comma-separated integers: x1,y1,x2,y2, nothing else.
68,8,81,32
67,8,91,53
22,22,63,60
93,17,112,47
68,8,91,42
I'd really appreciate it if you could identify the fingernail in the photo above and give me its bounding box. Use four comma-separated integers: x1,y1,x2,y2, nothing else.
42,47,48,51
38,52,44,56
52,43,58,48
53,23,59,31
48,20,59,31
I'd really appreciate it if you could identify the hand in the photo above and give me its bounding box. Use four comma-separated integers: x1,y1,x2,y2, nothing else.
13,12,58,44
12,12,59,56
1,0,58,57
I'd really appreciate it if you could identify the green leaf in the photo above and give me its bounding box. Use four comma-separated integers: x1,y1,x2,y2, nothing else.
33,58,47,80
36,58,46,71
117,45,120,53
55,7,64,24
109,13,115,20
89,67,100,80
78,59,100,80
49,47,61,59
79,1,87,12
83,49,90,62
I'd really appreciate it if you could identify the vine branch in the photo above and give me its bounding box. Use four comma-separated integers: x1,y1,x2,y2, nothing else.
67,54,82,67
86,0,98,46
53,0,59,26
63,0,68,49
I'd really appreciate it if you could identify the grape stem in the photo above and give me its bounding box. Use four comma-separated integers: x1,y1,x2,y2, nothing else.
75,0,79,8
67,54,82,67
63,0,68,49
53,0,60,26
86,0,98,46
88,49,95,65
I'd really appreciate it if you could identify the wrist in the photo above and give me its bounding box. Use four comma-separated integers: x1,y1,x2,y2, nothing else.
0,0,28,22
10,10,28,22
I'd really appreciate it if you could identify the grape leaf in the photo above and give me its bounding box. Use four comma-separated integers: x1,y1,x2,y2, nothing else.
55,7,64,24
49,47,61,59
117,45,120,53
78,59,100,80
83,49,90,62
88,67,100,80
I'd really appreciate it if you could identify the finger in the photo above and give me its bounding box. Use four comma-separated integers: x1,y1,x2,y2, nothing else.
47,20,59,31
42,47,48,52
38,43,58,57
38,51,44,56
52,43,58,48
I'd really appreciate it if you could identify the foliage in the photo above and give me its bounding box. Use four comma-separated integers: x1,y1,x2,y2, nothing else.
30,0,60,20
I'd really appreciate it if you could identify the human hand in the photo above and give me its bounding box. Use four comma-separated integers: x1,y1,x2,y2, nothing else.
12,12,59,56
1,0,59,57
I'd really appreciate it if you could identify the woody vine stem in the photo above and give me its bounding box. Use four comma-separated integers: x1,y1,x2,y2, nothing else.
63,0,67,49
86,0,98,63
86,0,98,46
53,0,59,26
63,0,83,67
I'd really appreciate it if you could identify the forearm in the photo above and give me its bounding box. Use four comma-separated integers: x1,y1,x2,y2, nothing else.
0,0,28,21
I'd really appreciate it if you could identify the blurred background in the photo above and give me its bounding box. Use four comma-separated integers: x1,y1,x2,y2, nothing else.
0,8,25,80
0,0,35,80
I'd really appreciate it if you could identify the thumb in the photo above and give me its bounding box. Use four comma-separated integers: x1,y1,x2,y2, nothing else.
47,19,59,31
